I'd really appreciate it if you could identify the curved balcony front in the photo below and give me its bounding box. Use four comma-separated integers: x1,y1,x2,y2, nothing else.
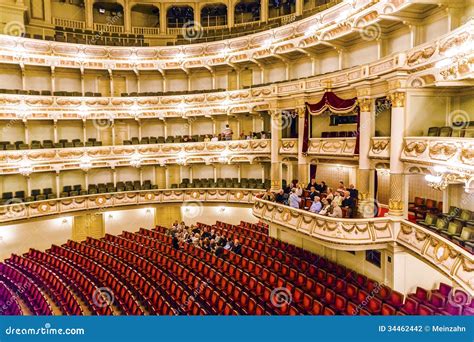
253,198,474,295
0,188,260,224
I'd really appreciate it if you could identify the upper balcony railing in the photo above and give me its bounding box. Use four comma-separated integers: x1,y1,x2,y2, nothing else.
0,188,260,224
401,137,474,171
253,198,474,295
0,139,272,175
53,17,85,30
369,137,390,159
1,0,417,63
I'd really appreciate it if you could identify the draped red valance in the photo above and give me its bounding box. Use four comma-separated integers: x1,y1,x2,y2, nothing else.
305,92,358,115
303,92,360,155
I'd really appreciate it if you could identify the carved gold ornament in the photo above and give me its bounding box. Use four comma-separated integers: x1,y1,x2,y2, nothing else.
404,141,427,155
145,193,155,201
38,203,50,213
388,92,405,108
95,196,107,206
359,98,372,112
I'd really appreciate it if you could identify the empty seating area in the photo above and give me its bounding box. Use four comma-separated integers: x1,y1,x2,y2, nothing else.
416,205,474,253
48,28,147,47
427,125,473,138
120,89,226,97
0,139,102,151
171,178,270,189
1,219,467,316
0,89,101,97
0,180,157,205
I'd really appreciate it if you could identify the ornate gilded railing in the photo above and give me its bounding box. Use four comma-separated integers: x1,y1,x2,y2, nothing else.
369,137,390,159
253,198,474,294
0,188,261,224
397,221,474,296
253,199,393,247
0,140,271,175
401,137,474,171
308,138,357,157
279,139,298,154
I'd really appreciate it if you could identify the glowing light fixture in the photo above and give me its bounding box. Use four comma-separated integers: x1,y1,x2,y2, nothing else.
18,159,33,176
79,156,92,171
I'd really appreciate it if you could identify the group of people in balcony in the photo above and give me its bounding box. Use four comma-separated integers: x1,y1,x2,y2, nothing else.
169,221,242,257
262,179,359,218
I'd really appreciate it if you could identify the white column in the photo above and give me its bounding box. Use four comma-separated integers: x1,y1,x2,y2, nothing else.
270,110,282,190
137,119,142,140
113,168,117,187
53,120,58,143
111,120,116,145
23,121,28,144
165,167,169,188
237,165,241,182
163,120,168,139
189,166,193,182
388,92,406,217
85,172,89,189
26,176,31,197
261,0,269,21
213,166,217,182
51,67,56,93
139,168,143,184
358,97,375,217
124,3,131,33
261,165,265,182
295,0,303,16
160,3,167,34
55,172,60,195
85,0,93,29
82,120,87,143
297,108,308,182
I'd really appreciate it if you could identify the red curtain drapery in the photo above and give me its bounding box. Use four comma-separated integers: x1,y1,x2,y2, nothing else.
305,92,358,115
303,92,360,155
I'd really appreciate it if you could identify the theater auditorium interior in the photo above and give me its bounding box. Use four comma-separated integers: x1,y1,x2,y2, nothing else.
0,0,472,318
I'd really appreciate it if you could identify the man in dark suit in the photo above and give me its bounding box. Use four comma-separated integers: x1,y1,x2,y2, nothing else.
308,186,320,201
232,239,242,254
306,178,317,190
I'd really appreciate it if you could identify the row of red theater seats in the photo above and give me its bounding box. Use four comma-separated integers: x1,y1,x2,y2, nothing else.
214,222,473,315
26,248,114,315
136,228,285,314
183,222,471,315
0,281,23,315
151,227,380,314
0,263,52,315
96,233,216,315
71,237,184,315
47,244,143,315
7,254,82,315
109,231,241,315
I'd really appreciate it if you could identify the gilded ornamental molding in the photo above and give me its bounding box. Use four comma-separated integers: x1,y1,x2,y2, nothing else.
308,138,357,156
0,188,260,224
0,140,271,175
368,137,390,159
402,137,474,172
397,221,474,295
254,198,474,295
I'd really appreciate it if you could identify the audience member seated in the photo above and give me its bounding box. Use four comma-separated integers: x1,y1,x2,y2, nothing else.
309,197,322,213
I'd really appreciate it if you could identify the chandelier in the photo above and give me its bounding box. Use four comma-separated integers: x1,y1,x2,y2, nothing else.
218,150,230,164
79,156,92,171
425,166,465,191
18,159,33,176
130,153,142,168
176,151,187,165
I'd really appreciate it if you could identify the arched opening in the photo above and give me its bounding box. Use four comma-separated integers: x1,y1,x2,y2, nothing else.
234,0,260,25
131,4,159,28
51,0,85,23
93,1,124,29
167,6,194,28
200,4,227,27
268,0,296,19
